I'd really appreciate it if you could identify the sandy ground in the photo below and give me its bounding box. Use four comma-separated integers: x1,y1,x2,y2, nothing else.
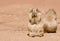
0,30,60,41
0,0,60,41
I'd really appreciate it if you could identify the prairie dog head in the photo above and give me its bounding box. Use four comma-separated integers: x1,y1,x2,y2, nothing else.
29,8,42,24
45,9,57,21
30,8,40,18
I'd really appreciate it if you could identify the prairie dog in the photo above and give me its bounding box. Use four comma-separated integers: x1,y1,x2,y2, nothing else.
27,8,44,37
43,9,57,33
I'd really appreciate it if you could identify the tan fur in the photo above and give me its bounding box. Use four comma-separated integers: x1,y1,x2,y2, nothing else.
43,9,57,33
27,8,44,37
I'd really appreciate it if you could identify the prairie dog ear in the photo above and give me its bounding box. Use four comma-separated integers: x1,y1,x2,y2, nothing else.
46,9,57,20
29,8,40,13
29,8,33,13
36,8,40,12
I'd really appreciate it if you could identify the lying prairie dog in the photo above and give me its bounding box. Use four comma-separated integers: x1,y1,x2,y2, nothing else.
43,9,57,33
27,8,44,37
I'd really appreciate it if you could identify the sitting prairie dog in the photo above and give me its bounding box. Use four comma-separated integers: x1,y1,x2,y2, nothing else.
27,8,44,37
28,22,44,37
43,9,57,33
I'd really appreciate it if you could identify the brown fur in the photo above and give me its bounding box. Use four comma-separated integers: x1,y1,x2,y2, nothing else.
43,9,57,33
